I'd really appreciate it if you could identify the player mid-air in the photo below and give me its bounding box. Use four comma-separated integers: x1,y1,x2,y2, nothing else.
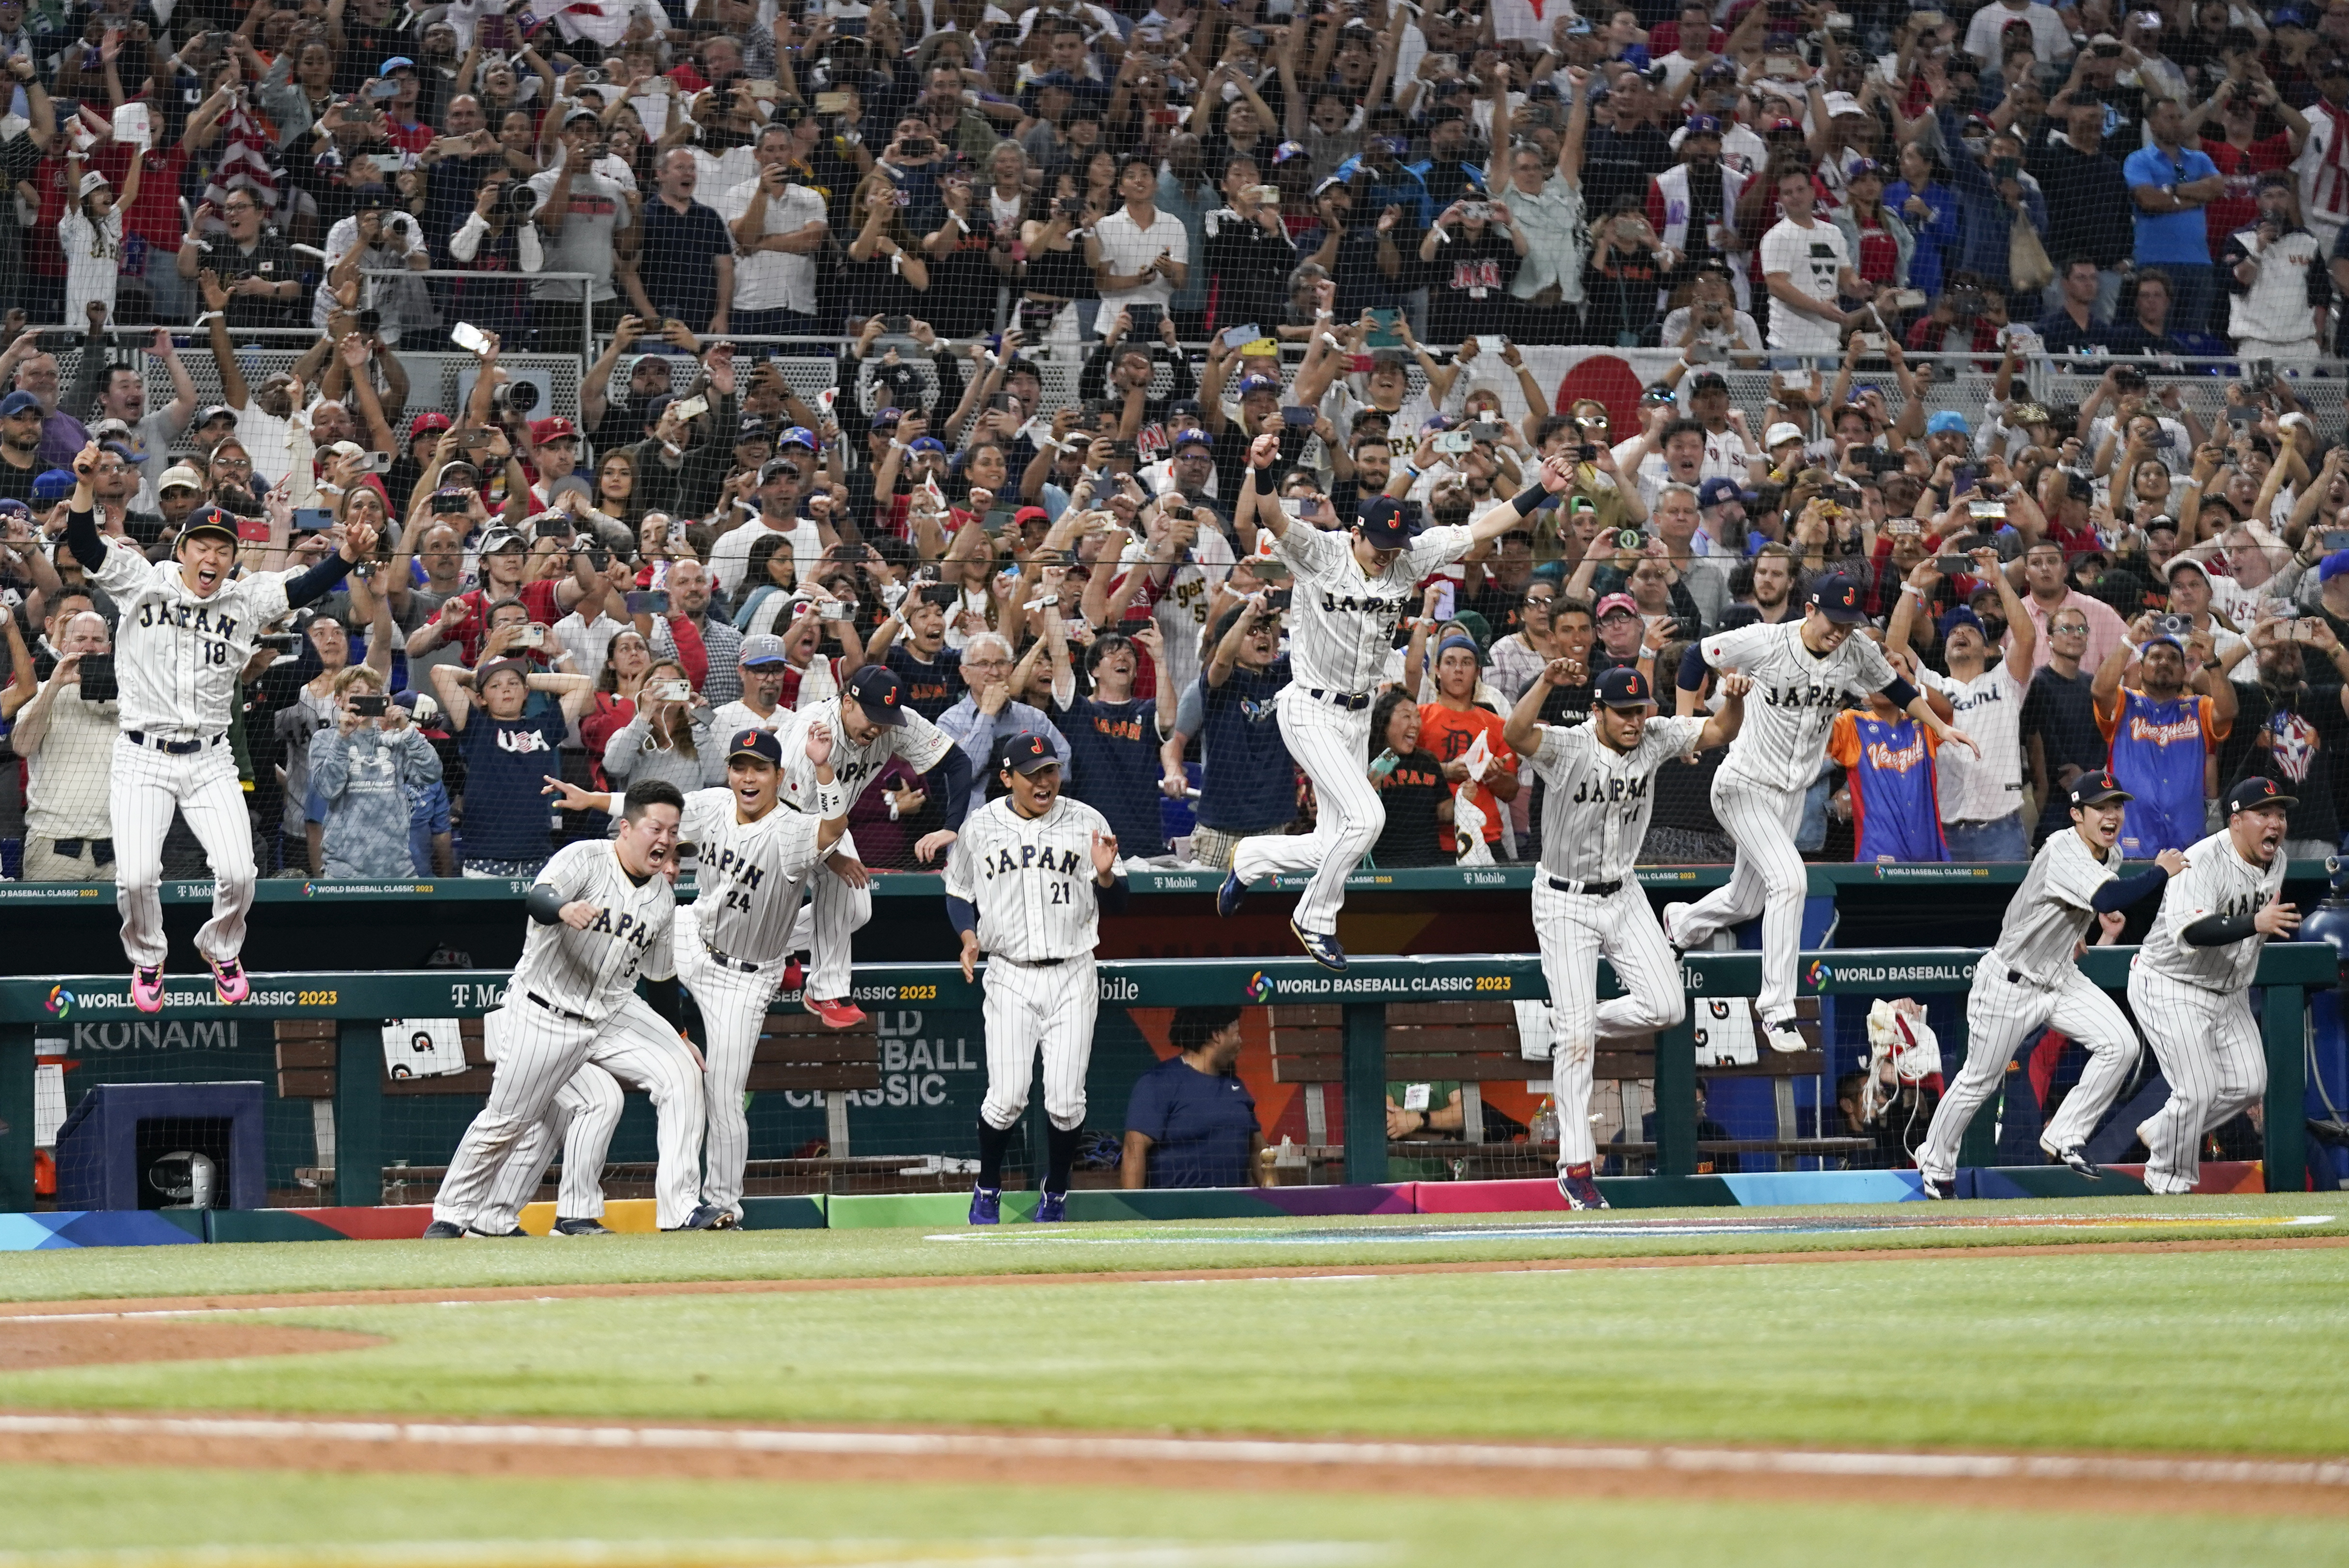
1503,662,1747,1210
1218,437,1582,970
1664,572,1976,1050
941,733,1124,1225
541,724,854,1227
1914,772,2183,1197
63,439,375,1011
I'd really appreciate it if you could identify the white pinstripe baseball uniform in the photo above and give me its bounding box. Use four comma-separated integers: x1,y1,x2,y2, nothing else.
433,839,709,1232
943,793,1115,1134
671,785,828,1219
80,534,296,970
2127,830,2285,1194
1528,714,1707,1171
770,695,952,998
1231,520,1476,936
1916,829,2145,1184
1667,621,1898,1022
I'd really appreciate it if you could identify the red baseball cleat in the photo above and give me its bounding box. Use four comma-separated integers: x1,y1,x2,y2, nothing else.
782,956,805,994
804,995,865,1029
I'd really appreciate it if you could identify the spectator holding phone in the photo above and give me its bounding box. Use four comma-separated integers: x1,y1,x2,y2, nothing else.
10,608,116,882
309,666,445,880
276,593,394,874
1417,196,1525,342
641,557,744,705
601,656,724,803
1088,154,1190,322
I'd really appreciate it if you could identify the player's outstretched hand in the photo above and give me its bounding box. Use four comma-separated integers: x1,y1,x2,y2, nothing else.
802,718,835,769
71,441,100,485
914,828,957,864
558,898,599,931
1538,655,1583,686
2254,894,2301,937
826,848,871,887
540,774,604,813
2154,847,2188,876
1942,723,1980,758
1537,453,1576,493
1090,829,1119,877
959,929,980,984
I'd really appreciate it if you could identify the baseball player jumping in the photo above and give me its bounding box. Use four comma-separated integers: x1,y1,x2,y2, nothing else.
1503,662,1748,1210
540,726,857,1227
773,666,973,1027
62,442,375,1012
1218,436,1582,970
2127,776,2300,1195
424,778,738,1237
1664,572,1977,1050
1914,771,2185,1198
943,732,1125,1225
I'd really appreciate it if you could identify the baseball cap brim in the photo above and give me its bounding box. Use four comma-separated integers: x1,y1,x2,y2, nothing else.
2073,783,2133,806
850,693,907,726
2234,791,2298,811
1814,599,1867,625
177,512,239,546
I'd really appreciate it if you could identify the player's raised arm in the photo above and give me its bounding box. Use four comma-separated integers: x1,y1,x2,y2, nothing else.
1466,453,1578,549
61,443,140,596
1694,671,1750,752
804,718,851,857
1240,433,1288,539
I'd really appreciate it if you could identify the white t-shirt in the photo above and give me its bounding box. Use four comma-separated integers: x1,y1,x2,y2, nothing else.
715,178,827,316
1917,661,2029,824
1092,206,1191,311
1758,217,1849,354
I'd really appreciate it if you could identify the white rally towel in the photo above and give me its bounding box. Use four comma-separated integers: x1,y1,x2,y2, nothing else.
1692,996,1760,1067
383,1019,471,1080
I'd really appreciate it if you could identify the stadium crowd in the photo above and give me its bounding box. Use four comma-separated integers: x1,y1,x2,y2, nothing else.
2,0,2349,878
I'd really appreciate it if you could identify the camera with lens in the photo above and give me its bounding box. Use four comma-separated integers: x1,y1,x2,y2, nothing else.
2156,612,2192,638
502,181,538,221
492,379,542,415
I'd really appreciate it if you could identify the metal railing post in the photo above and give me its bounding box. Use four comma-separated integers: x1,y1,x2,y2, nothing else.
2262,985,2307,1193
1342,1002,1388,1185
334,1018,384,1208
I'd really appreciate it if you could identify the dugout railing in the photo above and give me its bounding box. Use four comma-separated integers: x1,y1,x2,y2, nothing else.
0,944,2330,1215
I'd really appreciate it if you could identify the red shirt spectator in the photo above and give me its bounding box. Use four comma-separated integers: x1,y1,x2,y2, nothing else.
2200,128,2295,256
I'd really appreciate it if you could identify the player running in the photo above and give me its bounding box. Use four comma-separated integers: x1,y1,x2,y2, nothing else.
943,733,1124,1226
1913,772,2184,1198
1503,662,1748,1210
539,725,854,1227
61,440,375,1011
2127,777,2300,1195
1217,436,1581,970
1664,571,1977,1050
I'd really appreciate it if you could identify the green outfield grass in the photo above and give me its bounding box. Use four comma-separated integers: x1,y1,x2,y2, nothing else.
5,1243,2347,1456
3,1193,2342,1304
3,1465,2347,1568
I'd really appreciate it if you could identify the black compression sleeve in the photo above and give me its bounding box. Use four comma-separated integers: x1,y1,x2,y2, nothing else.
285,552,356,609
945,895,978,937
1097,876,1129,915
2182,911,2260,947
1882,675,1921,711
1678,644,1709,691
64,506,104,575
525,883,569,924
2090,866,2170,915
639,974,684,1030
931,745,975,829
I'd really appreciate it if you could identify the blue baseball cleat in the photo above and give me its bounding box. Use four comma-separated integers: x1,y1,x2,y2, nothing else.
1034,1190,1067,1223
969,1185,1001,1225
1291,918,1347,972
1217,869,1248,917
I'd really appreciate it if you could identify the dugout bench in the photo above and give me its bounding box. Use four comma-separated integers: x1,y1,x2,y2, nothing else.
0,946,2332,1211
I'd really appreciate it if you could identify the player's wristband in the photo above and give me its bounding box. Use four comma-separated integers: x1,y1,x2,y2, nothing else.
815,779,847,817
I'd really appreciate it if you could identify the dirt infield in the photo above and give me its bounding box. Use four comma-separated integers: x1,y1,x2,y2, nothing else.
0,1410,2341,1519
3,1231,2343,1323
0,1322,383,1370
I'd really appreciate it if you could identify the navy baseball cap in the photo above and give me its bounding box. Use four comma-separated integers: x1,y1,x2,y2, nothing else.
1697,476,1754,509
177,505,239,546
727,728,783,765
1596,667,1655,709
1939,605,1985,641
2227,775,2298,814
0,390,43,419
1684,113,1723,137
32,469,75,501
1357,495,1413,549
2068,769,2133,809
1000,731,1058,775
845,665,908,726
1809,572,1866,624
907,436,947,457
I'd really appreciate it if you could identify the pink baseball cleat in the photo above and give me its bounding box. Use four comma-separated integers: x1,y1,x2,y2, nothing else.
131,965,164,1014
208,957,250,1006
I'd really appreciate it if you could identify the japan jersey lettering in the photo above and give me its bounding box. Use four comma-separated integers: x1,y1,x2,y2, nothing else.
1274,521,1476,695
1531,716,1706,883
513,840,678,1021
85,537,294,735
1703,621,1897,792
677,786,825,963
2139,828,2287,994
941,794,1114,962
772,696,952,812
1992,828,2120,982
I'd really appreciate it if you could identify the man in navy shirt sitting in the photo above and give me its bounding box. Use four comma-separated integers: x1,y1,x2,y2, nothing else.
1122,1007,1262,1188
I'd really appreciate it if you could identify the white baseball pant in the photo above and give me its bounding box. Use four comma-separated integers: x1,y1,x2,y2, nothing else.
1915,963,2140,1183
477,1062,623,1232
434,994,709,1230
1231,687,1380,936
111,735,256,969
1666,772,1806,1022
2127,965,2266,1195
785,825,872,998
979,953,1097,1133
1532,879,1686,1170
676,904,787,1220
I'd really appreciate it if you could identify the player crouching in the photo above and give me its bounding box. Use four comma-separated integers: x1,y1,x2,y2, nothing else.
62,440,375,1012
940,733,1125,1225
